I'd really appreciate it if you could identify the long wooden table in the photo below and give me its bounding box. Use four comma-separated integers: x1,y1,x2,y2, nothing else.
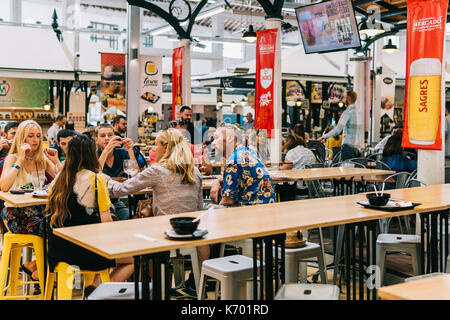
52,185,450,300
0,191,48,207
378,274,450,300
268,167,394,183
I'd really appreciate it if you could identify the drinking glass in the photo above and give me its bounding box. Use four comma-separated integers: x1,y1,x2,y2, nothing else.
31,171,45,190
123,159,139,179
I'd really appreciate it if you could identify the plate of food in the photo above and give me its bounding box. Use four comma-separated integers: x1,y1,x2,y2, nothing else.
31,190,49,198
19,183,34,193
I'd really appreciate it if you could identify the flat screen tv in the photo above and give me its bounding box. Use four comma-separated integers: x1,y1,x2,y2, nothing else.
295,0,361,54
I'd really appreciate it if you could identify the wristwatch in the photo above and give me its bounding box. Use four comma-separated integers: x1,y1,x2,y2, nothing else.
11,164,20,170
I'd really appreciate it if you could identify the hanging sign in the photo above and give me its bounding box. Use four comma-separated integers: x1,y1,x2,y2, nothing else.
402,0,448,150
172,46,184,120
380,65,396,121
254,28,277,138
100,53,126,115
139,55,163,117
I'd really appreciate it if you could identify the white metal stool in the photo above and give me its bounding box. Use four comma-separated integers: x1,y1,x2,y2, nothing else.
275,283,340,300
376,233,421,286
87,282,152,300
198,255,262,300
279,242,328,284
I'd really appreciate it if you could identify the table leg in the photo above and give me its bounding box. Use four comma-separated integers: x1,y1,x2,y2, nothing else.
343,221,377,300
133,256,141,300
420,210,449,275
252,234,285,300
133,251,170,300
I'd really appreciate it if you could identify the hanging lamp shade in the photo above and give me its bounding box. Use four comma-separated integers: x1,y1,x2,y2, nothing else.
382,39,398,53
242,25,257,43
359,20,384,38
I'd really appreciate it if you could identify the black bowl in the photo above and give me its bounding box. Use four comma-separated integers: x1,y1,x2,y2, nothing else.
170,217,199,235
366,193,390,206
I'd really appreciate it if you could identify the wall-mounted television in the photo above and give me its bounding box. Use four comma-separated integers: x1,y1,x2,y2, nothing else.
295,0,361,54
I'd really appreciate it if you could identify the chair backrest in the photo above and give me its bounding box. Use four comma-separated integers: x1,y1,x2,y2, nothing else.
331,160,366,169
374,160,391,170
306,179,327,198
347,157,369,167
305,163,325,169
307,140,326,164
383,171,411,189
367,153,383,161
405,179,427,188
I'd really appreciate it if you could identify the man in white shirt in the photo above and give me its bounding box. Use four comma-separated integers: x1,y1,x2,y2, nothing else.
47,115,66,145
318,91,363,160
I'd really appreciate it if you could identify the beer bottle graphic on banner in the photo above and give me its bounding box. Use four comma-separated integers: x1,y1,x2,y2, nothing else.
175,73,182,117
407,58,441,145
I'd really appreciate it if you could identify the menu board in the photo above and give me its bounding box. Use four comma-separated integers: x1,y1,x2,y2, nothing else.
295,0,361,54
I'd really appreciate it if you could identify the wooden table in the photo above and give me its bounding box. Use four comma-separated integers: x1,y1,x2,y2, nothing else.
378,274,450,300
0,191,48,207
53,186,448,300
268,167,394,183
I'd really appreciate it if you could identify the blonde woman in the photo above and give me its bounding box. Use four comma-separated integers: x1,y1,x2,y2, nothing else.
105,128,207,299
0,120,59,294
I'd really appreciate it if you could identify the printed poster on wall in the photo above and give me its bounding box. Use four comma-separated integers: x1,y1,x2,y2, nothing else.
286,80,306,104
139,55,162,117
172,46,184,120
68,91,86,131
311,83,323,103
328,84,345,104
100,53,126,117
0,78,49,108
254,28,277,138
402,0,448,150
380,65,396,121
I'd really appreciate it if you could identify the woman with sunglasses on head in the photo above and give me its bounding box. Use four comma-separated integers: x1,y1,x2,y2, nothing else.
45,134,134,297
0,120,59,294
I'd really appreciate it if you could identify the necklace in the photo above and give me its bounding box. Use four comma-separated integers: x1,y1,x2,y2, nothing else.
25,155,35,160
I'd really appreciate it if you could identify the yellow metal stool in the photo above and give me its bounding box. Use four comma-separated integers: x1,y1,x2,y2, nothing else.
44,262,110,300
0,232,45,300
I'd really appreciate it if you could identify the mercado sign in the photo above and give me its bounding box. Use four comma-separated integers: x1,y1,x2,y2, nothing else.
402,0,448,150
0,78,49,108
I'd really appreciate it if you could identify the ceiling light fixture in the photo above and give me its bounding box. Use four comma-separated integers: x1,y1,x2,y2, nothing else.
359,20,385,38
242,24,257,43
382,39,398,53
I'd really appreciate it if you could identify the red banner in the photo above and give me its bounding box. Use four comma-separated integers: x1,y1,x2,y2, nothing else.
402,0,448,150
255,29,277,138
100,53,126,115
172,46,184,120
